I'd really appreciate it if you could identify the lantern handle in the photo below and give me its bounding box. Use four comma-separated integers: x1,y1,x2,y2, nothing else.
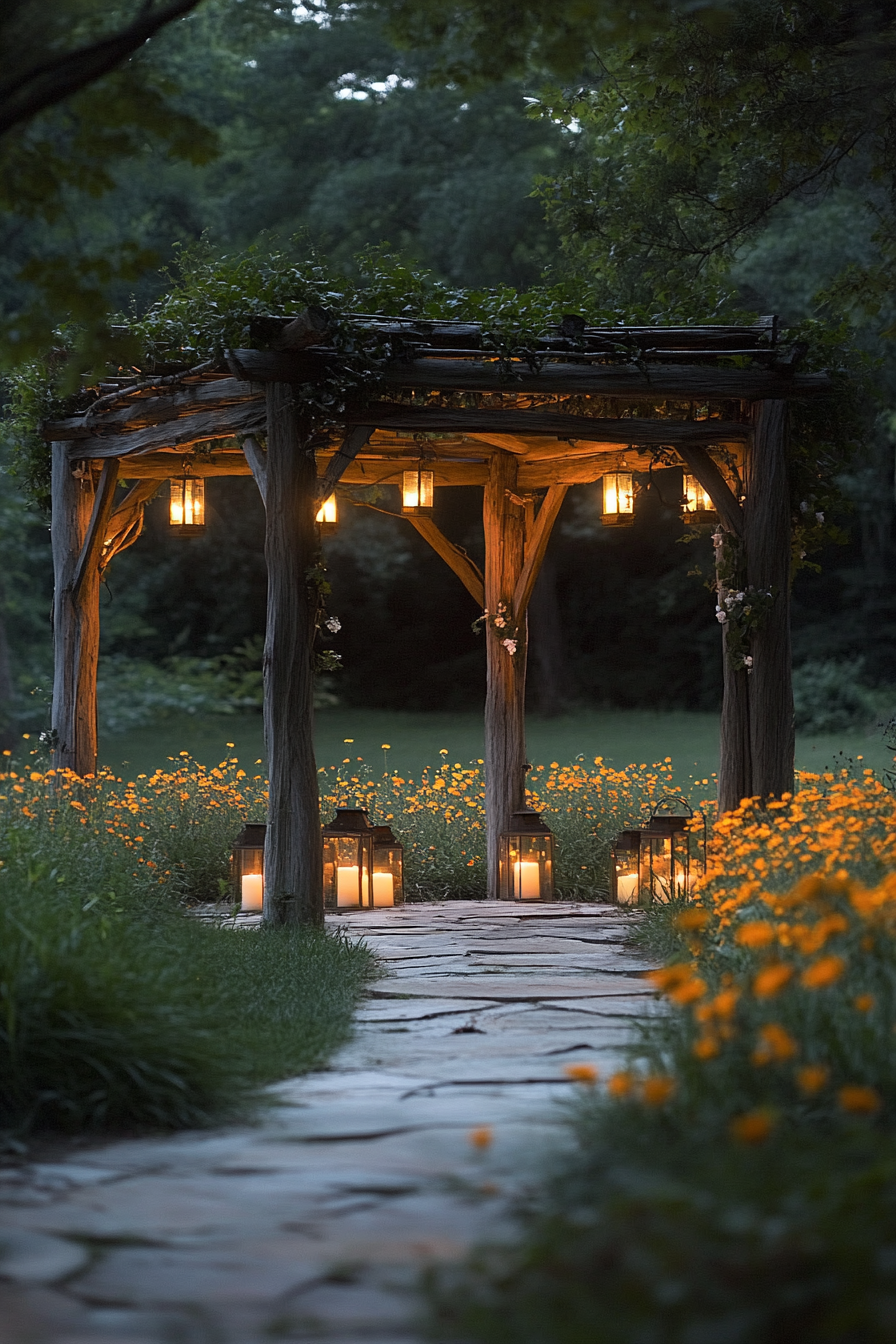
649,792,694,821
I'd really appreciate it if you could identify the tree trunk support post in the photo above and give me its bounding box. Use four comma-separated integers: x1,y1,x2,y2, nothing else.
483,452,529,898
262,383,323,926
745,399,794,799
51,447,107,775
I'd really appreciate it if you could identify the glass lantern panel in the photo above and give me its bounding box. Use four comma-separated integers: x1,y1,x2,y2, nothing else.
508,834,551,900
640,833,672,902
372,846,403,906
671,830,691,898
613,847,640,906
603,472,633,518
235,847,264,911
402,470,420,509
323,834,370,908
170,479,184,526
316,494,337,524
418,470,434,509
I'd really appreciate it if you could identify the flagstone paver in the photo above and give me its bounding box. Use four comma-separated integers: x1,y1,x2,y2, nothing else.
0,901,656,1344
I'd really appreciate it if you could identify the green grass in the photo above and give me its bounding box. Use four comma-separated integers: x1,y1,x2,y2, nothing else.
97,706,895,789
0,820,375,1133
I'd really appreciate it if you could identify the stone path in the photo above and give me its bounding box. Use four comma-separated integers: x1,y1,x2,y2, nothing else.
0,901,656,1344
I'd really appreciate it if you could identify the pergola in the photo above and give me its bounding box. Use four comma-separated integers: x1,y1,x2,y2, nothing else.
44,312,830,922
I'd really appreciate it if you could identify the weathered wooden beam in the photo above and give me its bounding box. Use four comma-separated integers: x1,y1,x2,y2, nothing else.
228,349,829,400
45,378,262,440
345,406,750,441
315,425,374,504
746,400,794,800
103,480,160,565
64,400,267,459
466,432,530,455
51,448,100,776
262,383,323,927
404,517,485,606
483,451,528,899
71,458,120,600
242,435,268,506
117,453,252,478
513,486,568,620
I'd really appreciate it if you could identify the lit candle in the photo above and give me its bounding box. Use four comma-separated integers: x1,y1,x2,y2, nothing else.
617,874,638,905
336,865,359,906
241,873,264,911
513,861,540,899
372,872,394,907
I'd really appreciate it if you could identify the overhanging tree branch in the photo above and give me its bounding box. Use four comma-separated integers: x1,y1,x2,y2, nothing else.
0,0,205,138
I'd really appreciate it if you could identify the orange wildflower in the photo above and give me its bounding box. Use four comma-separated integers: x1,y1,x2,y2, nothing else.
693,1035,720,1060
801,955,846,990
751,1022,798,1065
641,1076,676,1106
674,909,709,932
468,1127,494,1150
796,1064,830,1096
607,1071,634,1098
853,994,875,1013
564,1063,599,1085
837,1085,882,1115
735,920,775,949
730,1109,776,1144
753,963,794,998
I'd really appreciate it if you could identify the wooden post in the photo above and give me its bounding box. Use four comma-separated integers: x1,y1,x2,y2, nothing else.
745,400,794,798
51,447,101,775
262,383,323,926
483,451,528,898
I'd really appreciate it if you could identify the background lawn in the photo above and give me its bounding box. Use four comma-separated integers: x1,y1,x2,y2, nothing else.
97,707,893,793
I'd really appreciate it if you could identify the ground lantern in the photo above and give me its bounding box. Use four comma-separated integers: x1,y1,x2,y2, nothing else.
371,824,405,907
600,471,634,527
169,473,206,535
232,822,266,911
610,829,642,906
611,795,705,905
498,807,555,901
322,807,375,910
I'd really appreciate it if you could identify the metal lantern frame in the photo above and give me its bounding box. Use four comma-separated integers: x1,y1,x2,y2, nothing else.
169,473,206,535
681,472,718,526
600,470,635,527
610,795,706,906
316,493,338,534
610,829,642,906
371,824,405,907
322,807,376,910
232,822,266,911
498,806,556,901
401,464,435,517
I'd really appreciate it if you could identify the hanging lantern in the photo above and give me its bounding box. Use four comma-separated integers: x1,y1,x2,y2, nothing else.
610,830,642,906
402,466,435,516
371,825,405,907
498,807,555,901
322,807,375,910
316,494,338,534
601,471,634,527
169,474,206,535
231,822,266,912
681,473,718,525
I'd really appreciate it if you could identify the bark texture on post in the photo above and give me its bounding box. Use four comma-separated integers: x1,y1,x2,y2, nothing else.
262,383,323,926
746,399,794,798
718,661,752,812
483,451,528,898
51,446,100,775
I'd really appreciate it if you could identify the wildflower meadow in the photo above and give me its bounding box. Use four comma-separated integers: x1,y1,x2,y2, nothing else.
428,765,896,1344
